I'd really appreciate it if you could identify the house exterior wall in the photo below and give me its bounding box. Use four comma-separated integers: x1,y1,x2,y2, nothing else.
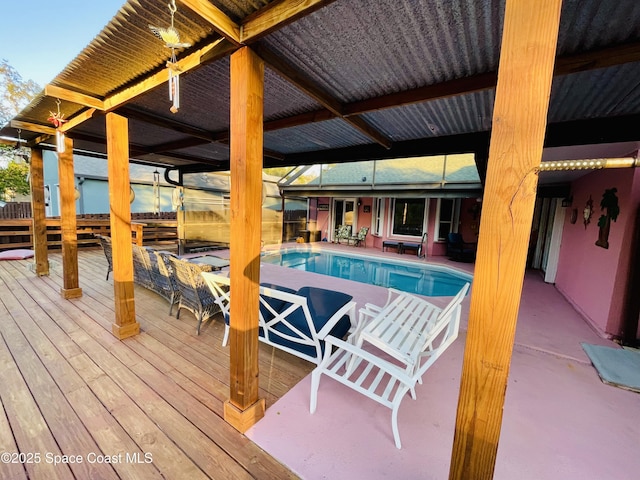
555,168,640,339
315,195,480,257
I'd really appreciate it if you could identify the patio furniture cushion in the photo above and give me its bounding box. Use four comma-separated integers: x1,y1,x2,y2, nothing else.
268,287,353,358
259,283,297,321
382,240,401,252
335,225,352,244
348,226,369,246
0,249,34,260
201,273,356,363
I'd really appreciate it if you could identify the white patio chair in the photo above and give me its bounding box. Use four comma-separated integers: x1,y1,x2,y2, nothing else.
310,283,469,448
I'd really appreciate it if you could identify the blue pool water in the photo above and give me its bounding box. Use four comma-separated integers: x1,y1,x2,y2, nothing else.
261,249,472,297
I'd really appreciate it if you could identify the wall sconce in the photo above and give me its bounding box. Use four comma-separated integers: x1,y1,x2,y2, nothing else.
561,195,573,207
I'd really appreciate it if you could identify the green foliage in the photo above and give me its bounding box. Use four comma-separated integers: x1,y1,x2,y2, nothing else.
0,160,30,201
0,59,41,126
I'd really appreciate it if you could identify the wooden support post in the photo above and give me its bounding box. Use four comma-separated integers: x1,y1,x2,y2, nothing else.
29,148,49,276
448,1,562,479
58,136,82,298
106,112,139,339
225,46,266,432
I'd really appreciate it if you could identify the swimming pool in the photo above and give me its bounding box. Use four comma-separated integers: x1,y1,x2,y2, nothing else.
261,249,472,297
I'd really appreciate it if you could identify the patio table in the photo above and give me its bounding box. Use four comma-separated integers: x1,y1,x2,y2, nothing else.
186,255,230,270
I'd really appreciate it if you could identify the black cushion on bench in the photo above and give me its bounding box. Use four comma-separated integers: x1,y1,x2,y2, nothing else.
267,286,353,358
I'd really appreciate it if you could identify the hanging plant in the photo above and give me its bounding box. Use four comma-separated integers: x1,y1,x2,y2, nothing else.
595,187,619,249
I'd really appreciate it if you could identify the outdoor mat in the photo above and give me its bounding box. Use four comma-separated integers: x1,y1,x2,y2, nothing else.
582,343,640,393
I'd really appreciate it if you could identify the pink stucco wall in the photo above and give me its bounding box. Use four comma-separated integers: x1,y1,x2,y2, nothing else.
555,168,640,338
313,196,481,256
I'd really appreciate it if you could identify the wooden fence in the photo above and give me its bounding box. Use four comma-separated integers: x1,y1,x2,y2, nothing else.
0,202,31,219
0,213,178,251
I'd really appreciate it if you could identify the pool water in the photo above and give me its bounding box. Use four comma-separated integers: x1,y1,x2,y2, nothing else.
261,249,472,297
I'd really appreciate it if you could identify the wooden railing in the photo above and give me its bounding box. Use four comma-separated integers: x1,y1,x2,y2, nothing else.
0,217,178,251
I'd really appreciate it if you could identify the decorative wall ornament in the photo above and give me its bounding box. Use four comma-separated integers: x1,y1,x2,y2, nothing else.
570,208,578,224
149,0,191,113
583,195,593,229
595,187,620,249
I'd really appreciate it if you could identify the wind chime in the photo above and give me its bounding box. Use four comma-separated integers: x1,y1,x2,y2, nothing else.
149,0,191,113
48,98,67,153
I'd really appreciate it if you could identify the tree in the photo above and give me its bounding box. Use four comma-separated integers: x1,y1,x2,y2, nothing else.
0,59,41,127
0,160,30,201
0,60,39,198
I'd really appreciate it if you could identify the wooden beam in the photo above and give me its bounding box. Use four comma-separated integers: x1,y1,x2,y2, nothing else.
10,120,56,136
254,44,343,115
178,0,241,45
58,136,82,299
241,0,336,42
342,41,640,117
106,112,140,340
60,108,97,133
343,72,498,116
265,108,336,132
147,137,211,154
253,44,392,148
26,133,51,148
44,85,104,110
225,46,265,432
29,148,49,276
448,0,562,479
285,131,489,165
554,40,640,75
117,106,216,142
103,38,235,111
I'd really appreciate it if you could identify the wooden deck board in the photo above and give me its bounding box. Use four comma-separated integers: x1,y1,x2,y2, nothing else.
0,274,119,480
0,250,309,479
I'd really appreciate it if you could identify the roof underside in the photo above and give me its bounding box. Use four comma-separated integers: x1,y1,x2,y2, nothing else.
3,0,640,188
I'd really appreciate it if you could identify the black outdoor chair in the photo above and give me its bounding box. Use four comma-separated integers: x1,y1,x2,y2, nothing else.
446,233,476,262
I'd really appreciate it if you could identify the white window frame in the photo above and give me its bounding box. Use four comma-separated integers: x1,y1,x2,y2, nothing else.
435,198,461,241
371,197,385,236
389,198,428,239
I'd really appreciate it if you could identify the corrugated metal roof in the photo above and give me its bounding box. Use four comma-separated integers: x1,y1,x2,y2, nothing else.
2,0,639,181
262,0,503,103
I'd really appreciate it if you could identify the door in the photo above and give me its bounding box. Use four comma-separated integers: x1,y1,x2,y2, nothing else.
332,199,356,241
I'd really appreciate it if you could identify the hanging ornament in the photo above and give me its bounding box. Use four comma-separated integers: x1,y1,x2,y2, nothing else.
149,0,191,114
13,129,29,163
48,99,67,153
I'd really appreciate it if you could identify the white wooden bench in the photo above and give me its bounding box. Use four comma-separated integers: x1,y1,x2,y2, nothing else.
310,283,469,448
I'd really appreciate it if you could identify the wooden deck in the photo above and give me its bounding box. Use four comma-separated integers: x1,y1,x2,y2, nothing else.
0,249,313,480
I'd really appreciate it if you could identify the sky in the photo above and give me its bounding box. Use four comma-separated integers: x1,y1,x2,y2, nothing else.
0,0,125,87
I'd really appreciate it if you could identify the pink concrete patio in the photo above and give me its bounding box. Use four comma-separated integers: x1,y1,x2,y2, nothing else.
243,242,640,480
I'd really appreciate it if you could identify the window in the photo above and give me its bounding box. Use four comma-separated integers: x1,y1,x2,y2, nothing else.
372,197,384,235
391,198,426,237
436,198,460,241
